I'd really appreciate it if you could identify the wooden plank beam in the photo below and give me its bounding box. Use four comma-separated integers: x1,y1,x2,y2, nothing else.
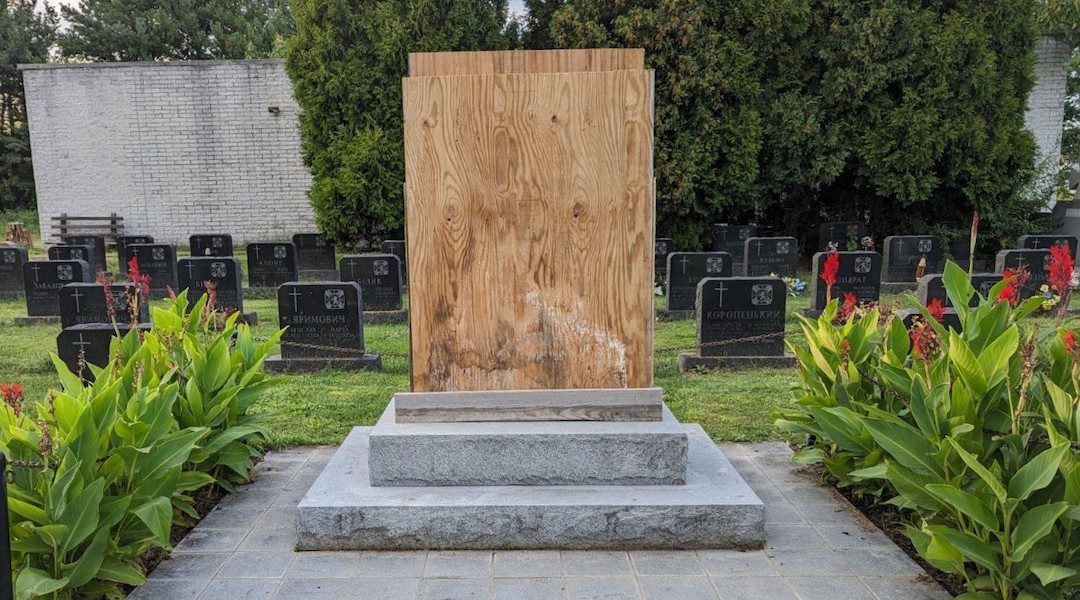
408,49,644,77
394,388,664,423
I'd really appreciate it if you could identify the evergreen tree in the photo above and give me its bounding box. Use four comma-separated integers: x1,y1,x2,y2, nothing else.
58,0,293,61
0,0,57,210
286,0,510,246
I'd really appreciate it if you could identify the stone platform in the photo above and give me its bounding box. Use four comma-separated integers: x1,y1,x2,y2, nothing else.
678,353,797,372
297,424,764,551
264,354,382,373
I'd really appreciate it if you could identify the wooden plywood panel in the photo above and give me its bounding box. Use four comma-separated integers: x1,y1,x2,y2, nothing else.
408,49,644,77
404,69,655,392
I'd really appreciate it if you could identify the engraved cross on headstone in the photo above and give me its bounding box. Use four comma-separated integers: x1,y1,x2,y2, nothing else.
70,288,83,312
754,240,765,256
72,333,92,355
251,246,261,260
1031,238,1043,249
30,263,42,282
347,260,358,280
679,255,691,275
290,288,303,313
895,238,904,254
714,282,728,308
185,261,197,280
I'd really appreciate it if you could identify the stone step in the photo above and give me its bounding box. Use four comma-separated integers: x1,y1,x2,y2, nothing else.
297,424,764,550
368,400,686,486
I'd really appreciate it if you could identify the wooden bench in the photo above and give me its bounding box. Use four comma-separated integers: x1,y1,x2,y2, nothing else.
48,213,124,247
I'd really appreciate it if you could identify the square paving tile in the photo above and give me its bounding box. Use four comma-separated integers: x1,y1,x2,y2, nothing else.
238,527,298,552
637,576,718,600
630,551,705,576
492,578,565,600
711,576,796,600
198,578,279,600
765,523,829,549
172,529,247,554
769,548,852,577
217,551,294,579
287,551,363,579
127,578,208,600
563,576,641,600
860,576,952,600
345,578,422,600
150,552,229,579
272,578,352,599
196,506,266,530
423,551,493,579
562,551,633,577
356,552,427,579
794,502,860,524
785,576,875,600
813,523,892,548
419,578,491,600
697,550,778,578
494,550,562,578
255,506,298,530
838,547,923,577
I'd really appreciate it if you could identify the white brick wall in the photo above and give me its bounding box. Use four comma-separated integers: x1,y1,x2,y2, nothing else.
20,60,316,245
1024,34,1071,211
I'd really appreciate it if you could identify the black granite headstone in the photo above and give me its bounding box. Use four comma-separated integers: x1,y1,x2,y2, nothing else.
56,323,150,377
117,235,154,268
881,236,944,282
655,238,676,278
22,260,92,316
995,249,1051,300
917,273,1002,308
1018,234,1079,261
293,233,337,272
697,277,786,357
48,245,92,264
819,222,867,251
189,234,234,257
64,235,107,275
124,244,178,298
744,237,798,278
665,252,733,311
712,225,757,266
248,243,298,288
896,308,963,333
278,282,366,360
809,251,882,311
0,246,28,297
380,240,407,280
178,257,244,312
339,254,403,311
59,282,148,328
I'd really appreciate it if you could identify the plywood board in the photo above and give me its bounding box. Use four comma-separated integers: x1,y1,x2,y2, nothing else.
408,49,644,77
404,69,655,392
394,388,664,423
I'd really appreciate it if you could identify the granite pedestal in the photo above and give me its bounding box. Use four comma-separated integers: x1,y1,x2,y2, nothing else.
264,353,383,373
678,353,797,371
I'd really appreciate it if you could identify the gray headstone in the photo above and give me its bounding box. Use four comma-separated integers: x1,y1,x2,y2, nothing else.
0,246,28,296
665,252,733,311
189,234,234,257
712,225,756,265
881,235,944,282
116,235,154,266
178,257,244,312
380,240,407,280
48,245,92,264
916,273,1001,308
64,234,107,275
744,237,798,278
995,249,1051,300
655,238,676,277
1017,234,1079,260
278,282,367,360
56,323,150,378
809,251,882,311
59,282,147,328
247,243,298,288
294,233,337,272
818,221,867,251
22,260,92,316
124,244,178,298
339,254,403,311
697,277,786,357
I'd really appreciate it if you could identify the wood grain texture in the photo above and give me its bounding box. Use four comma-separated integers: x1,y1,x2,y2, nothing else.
404,68,655,392
408,49,644,77
394,388,663,422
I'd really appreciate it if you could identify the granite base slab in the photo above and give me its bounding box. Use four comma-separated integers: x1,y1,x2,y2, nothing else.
362,310,408,325
677,353,797,372
14,315,60,326
881,282,919,294
297,424,764,550
369,400,686,486
299,269,340,281
264,354,382,373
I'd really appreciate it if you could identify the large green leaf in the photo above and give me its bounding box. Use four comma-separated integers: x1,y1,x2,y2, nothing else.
1030,563,1079,586
97,559,147,585
929,526,1002,572
133,496,173,545
58,477,104,553
862,419,941,476
140,428,207,484
948,439,1007,505
924,484,1000,532
1008,445,1068,502
15,567,69,600
63,527,109,588
948,333,987,396
1010,502,1069,562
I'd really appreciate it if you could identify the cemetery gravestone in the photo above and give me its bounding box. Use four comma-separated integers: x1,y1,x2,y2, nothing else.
189,234,234,257
1018,234,1079,260
178,257,257,323
247,243,298,288
19,260,92,321
808,251,882,313
819,221,867,251
294,233,337,276
0,245,28,298
895,308,963,333
678,277,794,370
744,237,798,278
59,282,147,328
881,235,944,288
64,235,107,275
917,273,1002,308
380,240,407,282
124,244,178,298
995,249,1051,300
947,237,987,271
48,245,92,264
56,323,151,380
655,238,675,278
265,282,382,372
339,254,404,314
712,224,756,269
117,235,154,268
665,252,733,313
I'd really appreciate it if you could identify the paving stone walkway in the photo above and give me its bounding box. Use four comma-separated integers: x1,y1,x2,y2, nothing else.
127,442,951,600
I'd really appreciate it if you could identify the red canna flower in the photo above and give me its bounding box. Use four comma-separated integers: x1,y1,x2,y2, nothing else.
926,298,945,322
910,322,940,360
127,256,152,297
1061,330,1078,356
0,383,24,416
821,253,840,287
997,267,1029,306
837,292,857,321
1049,243,1074,295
